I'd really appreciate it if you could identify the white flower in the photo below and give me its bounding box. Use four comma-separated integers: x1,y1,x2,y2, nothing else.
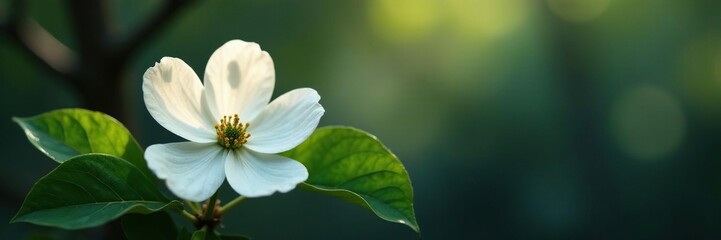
142,40,324,201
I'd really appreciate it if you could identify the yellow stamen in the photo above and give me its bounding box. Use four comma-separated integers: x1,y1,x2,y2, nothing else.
214,114,250,149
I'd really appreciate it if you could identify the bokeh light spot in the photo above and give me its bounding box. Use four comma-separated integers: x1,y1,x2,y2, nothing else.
547,0,610,22
368,0,440,44
448,0,530,41
611,85,686,160
679,34,721,117
715,46,721,87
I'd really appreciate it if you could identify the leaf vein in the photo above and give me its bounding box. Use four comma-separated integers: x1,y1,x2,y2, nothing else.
67,114,94,153
337,170,400,188
66,168,126,201
49,178,98,202
314,151,388,177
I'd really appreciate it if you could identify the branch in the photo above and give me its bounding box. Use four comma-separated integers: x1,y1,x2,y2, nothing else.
1,0,80,85
113,0,196,64
17,19,79,76
68,0,108,69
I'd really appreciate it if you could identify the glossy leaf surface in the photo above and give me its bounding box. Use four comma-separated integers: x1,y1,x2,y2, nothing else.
13,108,151,178
283,126,419,233
12,154,181,229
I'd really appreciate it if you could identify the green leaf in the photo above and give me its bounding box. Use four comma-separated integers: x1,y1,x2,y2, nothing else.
13,108,151,178
191,229,220,240
191,230,206,240
282,126,420,233
11,154,182,229
122,212,177,240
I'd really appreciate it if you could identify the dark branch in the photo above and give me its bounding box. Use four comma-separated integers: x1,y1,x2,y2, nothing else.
68,0,109,71
114,0,196,64
17,19,79,75
1,0,195,124
0,0,80,85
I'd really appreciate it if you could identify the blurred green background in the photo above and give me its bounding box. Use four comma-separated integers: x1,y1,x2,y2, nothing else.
2,0,721,239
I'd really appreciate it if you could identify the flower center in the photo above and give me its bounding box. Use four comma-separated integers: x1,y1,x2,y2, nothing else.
214,114,250,149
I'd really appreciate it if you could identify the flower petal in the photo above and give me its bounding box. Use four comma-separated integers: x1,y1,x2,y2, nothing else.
145,142,227,202
204,39,275,121
143,57,216,143
225,149,308,198
245,88,324,154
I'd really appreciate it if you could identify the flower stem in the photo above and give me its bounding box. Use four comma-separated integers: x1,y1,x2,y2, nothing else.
204,192,219,221
185,200,201,214
218,196,246,216
181,210,197,222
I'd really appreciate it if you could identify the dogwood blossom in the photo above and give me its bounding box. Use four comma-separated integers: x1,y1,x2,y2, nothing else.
142,40,324,201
